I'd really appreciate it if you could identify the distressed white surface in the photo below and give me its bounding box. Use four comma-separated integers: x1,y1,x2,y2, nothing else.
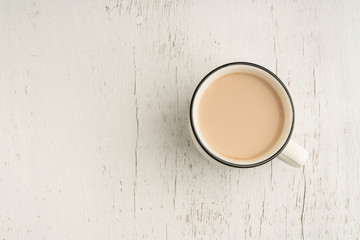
0,0,359,239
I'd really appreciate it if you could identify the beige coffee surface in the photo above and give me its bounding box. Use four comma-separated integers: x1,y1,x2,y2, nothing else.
198,73,285,160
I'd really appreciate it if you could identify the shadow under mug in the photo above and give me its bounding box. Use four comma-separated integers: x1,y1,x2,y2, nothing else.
189,62,308,168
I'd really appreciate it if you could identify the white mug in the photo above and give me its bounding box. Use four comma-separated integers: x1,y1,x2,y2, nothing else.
189,62,308,168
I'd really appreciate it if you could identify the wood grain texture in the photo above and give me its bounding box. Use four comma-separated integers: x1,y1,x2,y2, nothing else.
0,0,359,239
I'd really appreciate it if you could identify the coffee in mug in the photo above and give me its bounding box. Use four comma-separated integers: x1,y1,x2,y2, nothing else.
189,62,308,168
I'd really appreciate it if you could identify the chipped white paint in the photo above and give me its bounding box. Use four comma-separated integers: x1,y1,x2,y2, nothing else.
0,0,359,239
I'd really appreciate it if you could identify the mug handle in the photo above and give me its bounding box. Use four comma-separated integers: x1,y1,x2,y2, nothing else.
277,140,309,168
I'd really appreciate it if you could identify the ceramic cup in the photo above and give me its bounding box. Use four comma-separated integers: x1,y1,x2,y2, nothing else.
189,62,308,168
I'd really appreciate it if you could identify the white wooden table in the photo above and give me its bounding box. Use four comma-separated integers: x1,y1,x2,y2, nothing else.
1,0,359,239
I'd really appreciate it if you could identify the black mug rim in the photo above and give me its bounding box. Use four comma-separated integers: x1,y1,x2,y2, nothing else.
189,62,295,168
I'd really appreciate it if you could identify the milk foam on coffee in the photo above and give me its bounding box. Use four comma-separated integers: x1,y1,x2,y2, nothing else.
198,72,285,160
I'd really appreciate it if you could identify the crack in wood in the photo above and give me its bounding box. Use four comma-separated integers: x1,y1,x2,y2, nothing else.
301,167,306,240
133,45,139,226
